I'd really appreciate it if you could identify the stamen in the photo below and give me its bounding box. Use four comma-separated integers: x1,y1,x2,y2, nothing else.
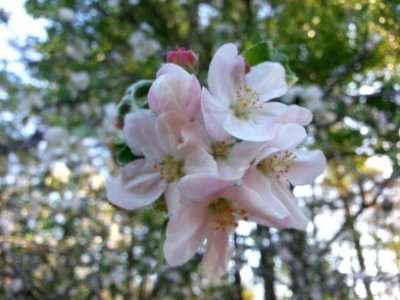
257,150,296,180
154,155,184,182
230,84,261,119
208,198,248,231
211,141,235,160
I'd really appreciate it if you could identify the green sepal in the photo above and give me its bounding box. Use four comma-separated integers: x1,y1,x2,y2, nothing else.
242,41,298,86
117,79,153,127
112,138,142,166
116,144,140,166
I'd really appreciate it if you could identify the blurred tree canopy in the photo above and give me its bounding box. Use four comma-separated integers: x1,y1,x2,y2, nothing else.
0,0,399,299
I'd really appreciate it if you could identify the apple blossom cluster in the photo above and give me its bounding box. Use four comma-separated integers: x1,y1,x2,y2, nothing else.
106,43,326,280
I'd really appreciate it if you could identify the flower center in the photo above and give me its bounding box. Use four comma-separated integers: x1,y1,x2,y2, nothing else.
208,198,248,231
257,150,296,180
211,141,235,160
154,155,184,182
230,84,261,120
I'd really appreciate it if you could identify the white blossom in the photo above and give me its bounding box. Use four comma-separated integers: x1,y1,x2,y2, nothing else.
58,7,75,22
70,71,90,91
128,31,160,62
66,39,89,62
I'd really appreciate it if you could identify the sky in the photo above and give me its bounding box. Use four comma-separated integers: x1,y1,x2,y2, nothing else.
0,0,47,75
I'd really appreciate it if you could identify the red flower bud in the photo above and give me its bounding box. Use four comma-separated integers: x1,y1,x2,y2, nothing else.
167,48,198,70
244,60,251,74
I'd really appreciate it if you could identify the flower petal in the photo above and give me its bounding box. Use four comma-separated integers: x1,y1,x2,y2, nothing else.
276,105,313,126
269,181,309,230
183,146,218,176
218,141,265,180
179,174,235,202
266,123,307,150
286,150,326,185
223,114,280,142
124,111,164,160
246,62,287,101
201,227,234,281
220,182,290,227
201,88,232,141
163,202,208,267
208,43,244,106
106,159,166,210
149,63,201,120
164,180,183,215
155,112,190,155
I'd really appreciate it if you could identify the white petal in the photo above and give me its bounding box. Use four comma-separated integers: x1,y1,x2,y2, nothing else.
218,141,265,180
223,114,280,142
164,180,183,215
266,123,307,149
221,181,290,226
246,62,287,101
179,174,234,201
269,181,309,230
201,228,234,281
286,150,326,185
106,159,166,210
164,203,208,267
180,121,211,152
183,146,218,176
155,112,190,155
124,111,164,160
208,43,244,106
276,105,313,126
149,64,201,120
201,88,232,141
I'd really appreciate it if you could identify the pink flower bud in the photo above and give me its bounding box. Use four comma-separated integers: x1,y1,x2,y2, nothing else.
167,48,198,70
244,60,251,74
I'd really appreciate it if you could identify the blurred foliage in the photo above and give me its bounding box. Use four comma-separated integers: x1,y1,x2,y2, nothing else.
0,0,399,299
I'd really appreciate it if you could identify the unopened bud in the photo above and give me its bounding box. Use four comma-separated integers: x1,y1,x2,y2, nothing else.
115,118,123,130
167,48,198,71
244,60,251,74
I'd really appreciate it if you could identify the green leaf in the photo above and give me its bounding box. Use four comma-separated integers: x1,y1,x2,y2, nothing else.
242,41,298,86
116,144,140,166
117,79,153,126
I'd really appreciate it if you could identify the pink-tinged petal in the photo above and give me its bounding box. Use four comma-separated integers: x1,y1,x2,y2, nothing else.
276,105,313,126
223,114,280,142
266,123,307,150
106,159,166,210
243,168,308,230
180,121,211,152
183,146,218,176
218,141,266,180
185,75,202,120
164,180,183,215
286,150,326,185
246,62,287,101
155,112,190,155
156,62,189,78
164,202,208,267
124,111,164,160
220,184,290,227
201,228,234,281
208,43,244,106
179,174,235,201
269,181,309,230
223,102,293,142
149,64,201,120
201,88,232,141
